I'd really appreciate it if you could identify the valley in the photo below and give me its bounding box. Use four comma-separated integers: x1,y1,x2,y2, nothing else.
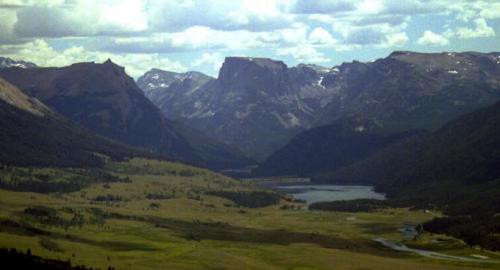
1,51,500,269
0,158,498,270
1,1,500,268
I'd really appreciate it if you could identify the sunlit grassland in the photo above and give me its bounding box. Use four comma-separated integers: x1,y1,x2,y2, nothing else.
0,158,498,269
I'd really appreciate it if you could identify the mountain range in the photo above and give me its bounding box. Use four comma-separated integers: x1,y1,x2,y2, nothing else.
0,60,252,170
139,52,500,163
138,57,334,160
253,52,500,175
2,51,500,176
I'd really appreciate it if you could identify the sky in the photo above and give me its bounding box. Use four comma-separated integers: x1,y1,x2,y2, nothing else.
0,0,499,78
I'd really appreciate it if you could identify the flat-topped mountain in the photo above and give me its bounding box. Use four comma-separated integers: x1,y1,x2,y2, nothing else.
139,57,334,160
139,52,500,162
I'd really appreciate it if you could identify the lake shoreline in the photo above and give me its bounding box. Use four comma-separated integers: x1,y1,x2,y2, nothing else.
250,177,385,205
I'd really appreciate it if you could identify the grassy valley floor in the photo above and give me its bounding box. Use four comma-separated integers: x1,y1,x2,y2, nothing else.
0,158,499,269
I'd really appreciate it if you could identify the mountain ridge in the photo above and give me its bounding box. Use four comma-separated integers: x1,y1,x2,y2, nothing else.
139,51,500,161
0,77,154,167
139,56,335,160
0,60,199,163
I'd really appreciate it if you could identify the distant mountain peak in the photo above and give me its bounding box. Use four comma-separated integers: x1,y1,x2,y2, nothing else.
218,56,289,88
296,63,330,74
221,56,287,72
0,57,37,69
103,58,114,65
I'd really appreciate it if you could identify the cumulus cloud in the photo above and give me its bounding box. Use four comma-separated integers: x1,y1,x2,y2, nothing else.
381,0,444,15
101,26,285,54
455,18,495,39
14,5,93,37
291,0,356,14
277,44,330,64
0,8,18,44
146,0,292,32
12,0,147,38
0,39,185,78
309,27,337,46
417,30,449,46
192,52,224,74
0,0,497,74
383,32,409,47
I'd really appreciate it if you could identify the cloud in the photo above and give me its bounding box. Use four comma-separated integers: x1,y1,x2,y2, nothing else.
0,8,19,44
277,44,330,64
354,14,407,26
0,39,185,78
417,30,449,46
192,52,224,74
0,0,498,75
146,0,292,32
14,5,92,37
383,32,408,47
100,26,281,54
12,0,147,38
455,18,495,39
309,27,337,46
291,0,356,14
381,0,445,15
480,3,500,19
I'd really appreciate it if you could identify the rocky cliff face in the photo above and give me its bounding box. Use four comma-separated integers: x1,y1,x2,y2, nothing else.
139,57,334,160
138,51,500,162
255,51,500,176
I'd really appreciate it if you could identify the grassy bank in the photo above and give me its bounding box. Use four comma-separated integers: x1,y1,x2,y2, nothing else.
0,158,498,269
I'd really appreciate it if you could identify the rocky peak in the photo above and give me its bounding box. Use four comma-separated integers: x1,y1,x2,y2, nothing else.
100,59,126,77
0,57,37,69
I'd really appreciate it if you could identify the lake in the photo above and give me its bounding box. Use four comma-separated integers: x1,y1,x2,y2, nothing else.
273,185,385,205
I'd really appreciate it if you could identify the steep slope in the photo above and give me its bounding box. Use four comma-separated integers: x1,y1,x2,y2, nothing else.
253,118,420,176
312,99,500,250
0,77,152,167
138,68,255,169
137,69,214,114
0,60,198,163
0,57,37,69
316,51,500,131
171,121,255,170
314,100,500,202
255,51,500,176
138,58,334,160
139,52,500,162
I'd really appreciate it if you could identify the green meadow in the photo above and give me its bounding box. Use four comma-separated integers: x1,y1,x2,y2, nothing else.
0,158,498,269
